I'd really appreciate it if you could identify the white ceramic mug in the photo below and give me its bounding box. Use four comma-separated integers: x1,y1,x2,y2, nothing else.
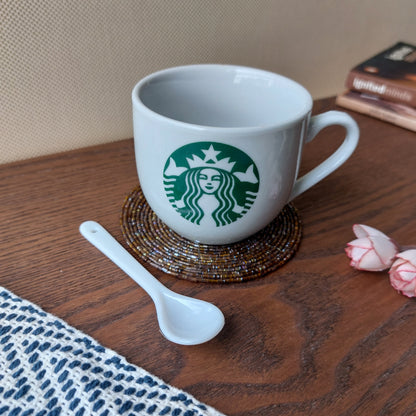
132,65,359,244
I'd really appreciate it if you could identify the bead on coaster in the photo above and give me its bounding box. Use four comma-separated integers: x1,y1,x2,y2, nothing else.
120,185,302,283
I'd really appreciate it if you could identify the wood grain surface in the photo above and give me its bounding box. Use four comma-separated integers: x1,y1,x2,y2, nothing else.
1,98,415,415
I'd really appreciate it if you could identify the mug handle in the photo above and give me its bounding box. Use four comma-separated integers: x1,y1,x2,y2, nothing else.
289,110,359,201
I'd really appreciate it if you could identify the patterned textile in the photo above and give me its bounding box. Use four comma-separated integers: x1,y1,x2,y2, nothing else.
0,288,224,416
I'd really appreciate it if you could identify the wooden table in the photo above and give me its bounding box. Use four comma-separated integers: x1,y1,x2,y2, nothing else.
1,97,415,415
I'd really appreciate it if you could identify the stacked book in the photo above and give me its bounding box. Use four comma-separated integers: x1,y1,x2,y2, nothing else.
336,41,416,132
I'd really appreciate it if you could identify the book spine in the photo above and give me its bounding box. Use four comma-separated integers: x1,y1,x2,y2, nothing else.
336,94,416,132
345,70,416,107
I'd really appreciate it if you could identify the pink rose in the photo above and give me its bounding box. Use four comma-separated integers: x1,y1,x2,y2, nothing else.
389,250,416,298
345,224,399,271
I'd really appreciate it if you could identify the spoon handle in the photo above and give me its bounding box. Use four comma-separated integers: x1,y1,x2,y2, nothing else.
79,221,165,300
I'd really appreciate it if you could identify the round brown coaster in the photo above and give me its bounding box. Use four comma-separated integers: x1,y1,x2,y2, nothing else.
120,185,302,283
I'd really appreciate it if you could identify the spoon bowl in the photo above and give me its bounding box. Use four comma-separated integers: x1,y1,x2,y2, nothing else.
156,290,224,345
79,221,225,345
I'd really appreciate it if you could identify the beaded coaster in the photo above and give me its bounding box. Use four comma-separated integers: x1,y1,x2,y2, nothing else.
120,186,302,283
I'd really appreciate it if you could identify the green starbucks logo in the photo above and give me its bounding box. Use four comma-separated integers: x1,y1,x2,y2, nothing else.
163,142,259,227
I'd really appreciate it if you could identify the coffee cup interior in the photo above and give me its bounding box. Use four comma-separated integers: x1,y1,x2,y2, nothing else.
135,65,312,129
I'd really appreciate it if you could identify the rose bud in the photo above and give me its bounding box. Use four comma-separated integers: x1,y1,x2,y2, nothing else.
345,224,399,271
389,250,416,298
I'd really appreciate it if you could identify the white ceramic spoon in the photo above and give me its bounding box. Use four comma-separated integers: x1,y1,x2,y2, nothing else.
79,221,225,345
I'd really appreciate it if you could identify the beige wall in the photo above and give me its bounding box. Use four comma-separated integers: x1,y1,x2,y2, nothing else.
1,0,414,163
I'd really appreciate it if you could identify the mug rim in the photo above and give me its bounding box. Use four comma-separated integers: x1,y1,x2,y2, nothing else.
132,64,313,133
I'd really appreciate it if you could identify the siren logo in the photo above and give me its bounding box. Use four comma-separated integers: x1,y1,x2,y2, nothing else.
163,142,259,227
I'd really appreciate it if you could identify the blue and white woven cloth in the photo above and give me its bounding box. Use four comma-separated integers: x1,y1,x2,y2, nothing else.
0,288,225,416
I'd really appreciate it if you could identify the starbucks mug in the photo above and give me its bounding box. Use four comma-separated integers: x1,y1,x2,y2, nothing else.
132,64,359,244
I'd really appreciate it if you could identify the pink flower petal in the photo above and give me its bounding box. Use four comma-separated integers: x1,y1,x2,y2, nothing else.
390,279,407,292
399,288,415,298
369,236,398,267
347,237,373,249
390,274,416,297
396,249,416,263
350,246,370,259
357,249,386,271
353,224,390,239
390,258,407,270
398,270,416,281
389,253,416,298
